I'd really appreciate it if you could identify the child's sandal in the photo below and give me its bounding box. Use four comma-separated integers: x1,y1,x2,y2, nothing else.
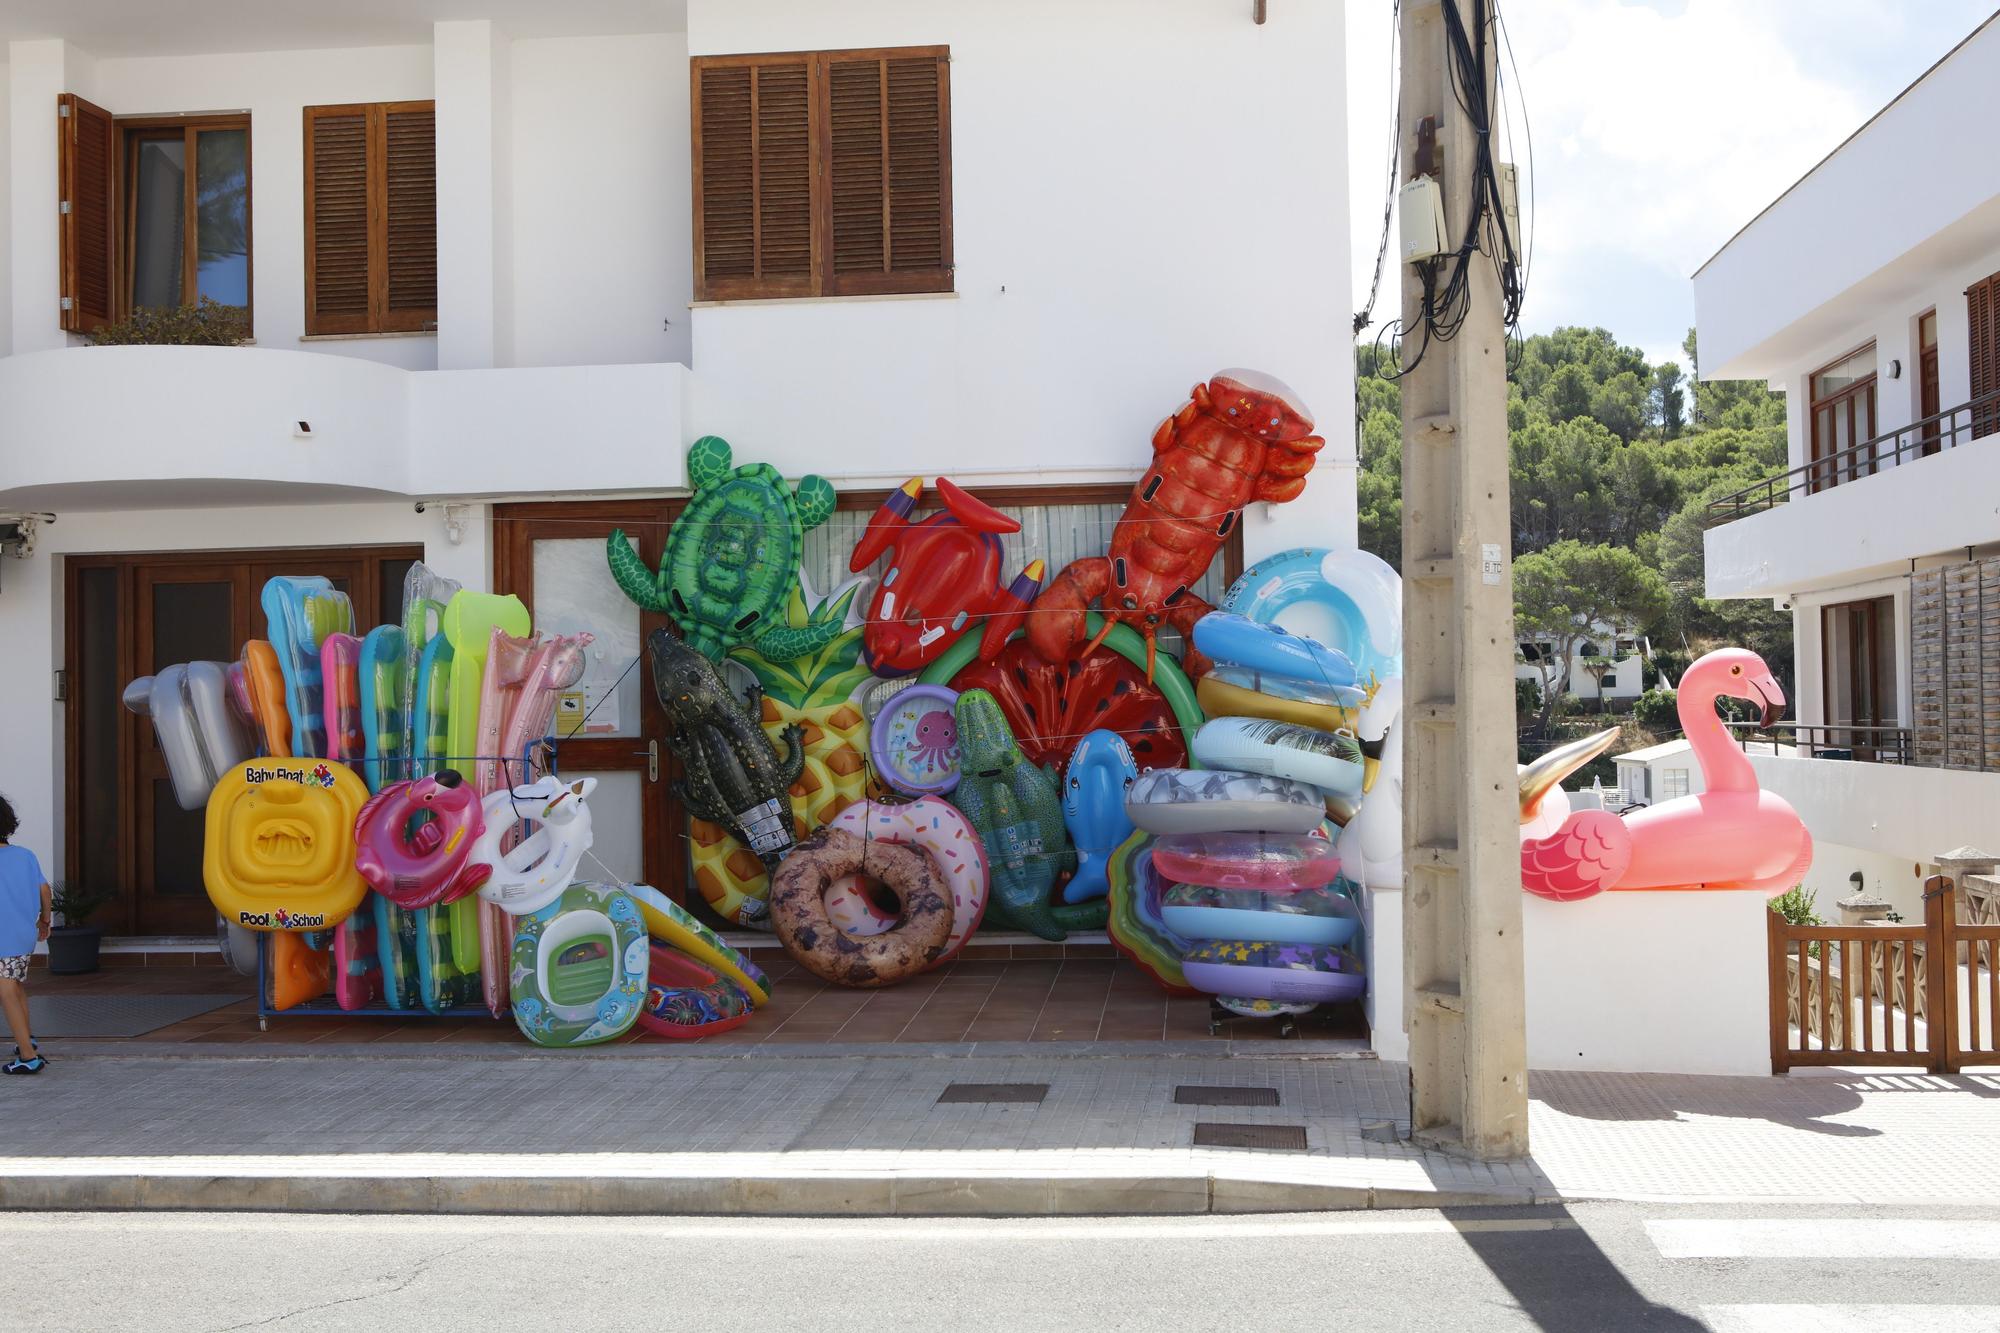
3,1055,46,1075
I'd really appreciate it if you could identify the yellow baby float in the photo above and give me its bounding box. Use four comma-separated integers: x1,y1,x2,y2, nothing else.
203,758,369,931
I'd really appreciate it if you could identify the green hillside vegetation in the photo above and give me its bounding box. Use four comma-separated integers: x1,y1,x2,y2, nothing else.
1356,326,1793,756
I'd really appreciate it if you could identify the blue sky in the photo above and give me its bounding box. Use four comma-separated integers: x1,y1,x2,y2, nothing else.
1346,0,1999,373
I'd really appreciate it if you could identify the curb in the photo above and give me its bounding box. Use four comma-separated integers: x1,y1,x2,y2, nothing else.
42,1039,1378,1062
0,1165,1537,1217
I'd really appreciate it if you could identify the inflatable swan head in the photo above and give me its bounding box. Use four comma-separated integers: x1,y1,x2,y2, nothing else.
471,776,598,914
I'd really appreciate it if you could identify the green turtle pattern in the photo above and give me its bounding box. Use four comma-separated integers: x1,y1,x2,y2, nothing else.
609,436,850,663
948,688,1104,941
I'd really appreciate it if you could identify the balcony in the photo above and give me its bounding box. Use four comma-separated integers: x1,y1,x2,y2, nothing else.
1706,392,2000,527
0,346,688,510
1731,721,1914,766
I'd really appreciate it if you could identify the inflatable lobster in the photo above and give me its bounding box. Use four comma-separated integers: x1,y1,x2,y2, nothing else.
1030,369,1323,678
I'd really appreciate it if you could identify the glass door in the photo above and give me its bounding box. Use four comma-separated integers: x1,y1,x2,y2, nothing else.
494,502,676,896
1808,345,1877,494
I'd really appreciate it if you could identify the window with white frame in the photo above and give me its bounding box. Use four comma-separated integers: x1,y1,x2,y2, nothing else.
1658,767,1690,800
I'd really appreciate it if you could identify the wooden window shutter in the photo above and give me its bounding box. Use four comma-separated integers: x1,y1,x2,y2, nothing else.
57,93,117,333
691,46,950,301
380,102,437,332
692,54,817,300
304,101,436,334
823,48,952,297
1971,272,2000,439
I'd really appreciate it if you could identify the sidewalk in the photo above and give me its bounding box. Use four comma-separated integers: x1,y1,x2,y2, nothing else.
4,1044,1998,1215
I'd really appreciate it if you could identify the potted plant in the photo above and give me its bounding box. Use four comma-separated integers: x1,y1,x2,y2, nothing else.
46,882,116,975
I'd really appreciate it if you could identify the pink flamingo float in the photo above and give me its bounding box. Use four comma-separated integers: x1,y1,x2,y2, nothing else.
1518,647,1813,902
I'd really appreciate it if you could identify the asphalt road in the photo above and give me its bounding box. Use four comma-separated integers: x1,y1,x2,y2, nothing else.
11,1203,2000,1331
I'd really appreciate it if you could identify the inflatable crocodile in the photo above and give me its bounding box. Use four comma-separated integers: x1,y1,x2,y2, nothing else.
949,688,1104,940
609,436,852,664
647,629,804,927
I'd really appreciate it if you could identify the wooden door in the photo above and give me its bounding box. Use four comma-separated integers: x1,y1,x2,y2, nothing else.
1919,310,1941,456
493,502,677,897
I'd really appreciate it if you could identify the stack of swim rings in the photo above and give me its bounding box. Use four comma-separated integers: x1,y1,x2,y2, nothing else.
1113,611,1371,1025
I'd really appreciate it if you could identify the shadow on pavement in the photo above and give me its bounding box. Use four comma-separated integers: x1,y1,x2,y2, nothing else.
1441,1204,1702,1332
1529,1068,1881,1137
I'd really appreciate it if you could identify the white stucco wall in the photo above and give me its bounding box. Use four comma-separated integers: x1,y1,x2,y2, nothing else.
681,0,1356,558
1524,890,1771,1077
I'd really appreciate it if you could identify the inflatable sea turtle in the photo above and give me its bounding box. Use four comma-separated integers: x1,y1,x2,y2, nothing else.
609,436,851,663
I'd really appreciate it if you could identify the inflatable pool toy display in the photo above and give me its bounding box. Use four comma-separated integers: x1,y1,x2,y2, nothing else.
1192,612,1356,694
1125,768,1325,836
1195,671,1358,735
1338,678,1404,891
267,931,332,1011
410,633,454,778
320,632,364,764
441,592,532,776
1061,731,1138,904
202,758,369,932
468,777,597,914
352,773,491,909
509,882,647,1048
1159,883,1360,948
483,633,591,794
1028,370,1324,679
1151,831,1340,891
948,688,1093,941
123,661,255,810
824,798,988,966
331,902,383,1010
1215,996,1320,1020
358,626,407,792
1220,547,1403,686
1105,833,1199,996
417,904,481,1013
240,640,293,757
1192,717,1365,797
1204,664,1365,710
768,828,953,988
627,883,773,1006
870,683,962,796
609,435,850,664
262,575,354,758
847,476,1043,677
638,944,759,1040
372,894,423,1009
1180,940,1366,1005
923,615,1203,772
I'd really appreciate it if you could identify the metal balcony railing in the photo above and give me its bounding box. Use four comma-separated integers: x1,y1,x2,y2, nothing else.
1729,720,1913,765
1704,390,2000,527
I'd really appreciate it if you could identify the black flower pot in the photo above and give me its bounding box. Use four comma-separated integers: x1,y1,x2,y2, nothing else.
45,926,102,975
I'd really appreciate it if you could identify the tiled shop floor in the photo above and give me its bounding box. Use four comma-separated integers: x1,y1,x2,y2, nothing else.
27,959,1369,1047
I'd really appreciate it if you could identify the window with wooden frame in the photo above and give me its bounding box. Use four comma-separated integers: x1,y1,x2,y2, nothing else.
691,47,953,301
58,97,254,332
303,101,437,335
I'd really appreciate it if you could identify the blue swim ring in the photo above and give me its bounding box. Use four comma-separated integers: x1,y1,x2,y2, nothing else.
1220,548,1403,686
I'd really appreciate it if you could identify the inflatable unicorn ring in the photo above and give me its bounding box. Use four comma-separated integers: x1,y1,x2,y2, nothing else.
470,776,598,915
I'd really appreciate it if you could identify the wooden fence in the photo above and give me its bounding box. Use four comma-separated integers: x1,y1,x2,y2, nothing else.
1769,875,2000,1073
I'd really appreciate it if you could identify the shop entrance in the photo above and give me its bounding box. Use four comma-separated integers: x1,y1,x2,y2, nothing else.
65,545,421,935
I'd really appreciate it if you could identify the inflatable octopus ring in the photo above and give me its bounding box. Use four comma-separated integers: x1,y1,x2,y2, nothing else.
768,827,954,989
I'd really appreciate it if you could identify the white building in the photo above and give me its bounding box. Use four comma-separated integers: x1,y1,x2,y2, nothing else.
1696,11,2000,920
1515,625,1652,705
0,4,1355,946
1611,738,1699,809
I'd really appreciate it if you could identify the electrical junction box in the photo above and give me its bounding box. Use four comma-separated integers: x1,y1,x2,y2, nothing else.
1399,176,1446,263
1497,162,1520,237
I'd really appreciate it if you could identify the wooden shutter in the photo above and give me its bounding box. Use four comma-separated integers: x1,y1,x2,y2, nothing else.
823,48,952,296
381,103,438,331
691,46,950,301
57,93,117,333
1970,272,2000,439
304,101,436,334
692,54,817,300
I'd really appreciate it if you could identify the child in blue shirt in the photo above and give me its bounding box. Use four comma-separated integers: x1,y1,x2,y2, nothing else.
0,794,53,1074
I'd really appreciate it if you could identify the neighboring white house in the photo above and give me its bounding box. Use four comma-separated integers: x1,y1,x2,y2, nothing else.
0,6,1356,940
1516,624,1652,704
1612,738,1700,809
1696,11,2000,921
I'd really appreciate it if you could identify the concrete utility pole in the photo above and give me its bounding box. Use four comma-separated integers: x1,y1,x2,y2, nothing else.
1397,0,1529,1159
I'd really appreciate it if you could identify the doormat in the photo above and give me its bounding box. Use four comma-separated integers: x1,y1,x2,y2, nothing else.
27,994,243,1039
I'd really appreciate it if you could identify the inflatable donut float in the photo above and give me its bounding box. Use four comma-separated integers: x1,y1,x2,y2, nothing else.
1126,767,1325,836
1180,940,1366,1005
1191,717,1366,797
768,827,953,988
1195,671,1359,735
1151,830,1339,891
1104,832,1199,997
352,772,491,910
822,797,988,967
626,883,772,1006
1159,882,1361,948
638,944,760,1040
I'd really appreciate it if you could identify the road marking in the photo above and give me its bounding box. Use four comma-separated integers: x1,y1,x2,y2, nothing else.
1704,1307,2000,1332
1650,1219,2000,1260
0,1213,1577,1243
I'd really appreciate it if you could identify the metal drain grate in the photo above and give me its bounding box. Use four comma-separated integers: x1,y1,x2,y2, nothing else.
1192,1122,1308,1151
936,1083,1050,1105
1174,1085,1280,1107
